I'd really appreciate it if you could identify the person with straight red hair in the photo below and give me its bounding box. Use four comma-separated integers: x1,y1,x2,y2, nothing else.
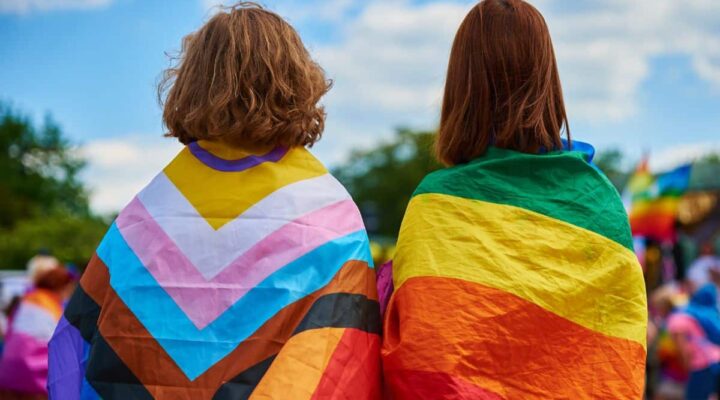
381,0,648,398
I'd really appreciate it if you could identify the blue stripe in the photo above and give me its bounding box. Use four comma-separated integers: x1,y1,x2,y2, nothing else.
97,224,372,380
657,164,692,194
80,339,99,400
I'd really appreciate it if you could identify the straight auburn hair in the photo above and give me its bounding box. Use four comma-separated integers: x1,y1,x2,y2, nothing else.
159,2,330,147
436,0,570,165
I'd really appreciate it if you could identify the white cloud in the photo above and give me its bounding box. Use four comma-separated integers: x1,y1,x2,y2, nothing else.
312,1,471,155
649,142,720,173
544,0,720,121
307,0,720,143
0,0,112,14
80,136,181,214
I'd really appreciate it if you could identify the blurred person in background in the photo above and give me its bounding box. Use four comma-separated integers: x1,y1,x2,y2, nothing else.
667,284,720,399
0,256,75,400
649,285,688,400
381,0,647,398
688,242,720,292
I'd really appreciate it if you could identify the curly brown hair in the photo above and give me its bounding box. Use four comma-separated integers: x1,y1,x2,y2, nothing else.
158,2,331,147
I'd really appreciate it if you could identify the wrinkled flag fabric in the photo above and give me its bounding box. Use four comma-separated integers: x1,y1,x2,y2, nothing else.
48,140,381,400
382,145,648,399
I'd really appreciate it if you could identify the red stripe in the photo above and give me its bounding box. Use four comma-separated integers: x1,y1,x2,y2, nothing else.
631,211,675,240
382,277,646,399
311,329,381,400
384,370,503,400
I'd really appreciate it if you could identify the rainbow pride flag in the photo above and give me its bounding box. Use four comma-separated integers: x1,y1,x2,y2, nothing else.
382,146,648,399
48,141,380,399
626,160,692,242
0,289,63,395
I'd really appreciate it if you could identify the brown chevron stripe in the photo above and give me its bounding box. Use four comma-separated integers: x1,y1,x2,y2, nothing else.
78,254,377,400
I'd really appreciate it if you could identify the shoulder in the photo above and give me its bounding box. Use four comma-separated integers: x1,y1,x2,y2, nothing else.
412,150,631,248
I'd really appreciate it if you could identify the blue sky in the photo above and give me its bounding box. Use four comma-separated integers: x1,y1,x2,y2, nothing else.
1,0,720,212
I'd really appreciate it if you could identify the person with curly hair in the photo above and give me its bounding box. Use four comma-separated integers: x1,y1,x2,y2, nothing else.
48,4,380,399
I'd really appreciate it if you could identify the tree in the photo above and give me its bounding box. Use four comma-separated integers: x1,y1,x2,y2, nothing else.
690,153,720,190
0,103,90,228
0,213,107,269
333,128,442,239
0,103,108,269
594,148,629,191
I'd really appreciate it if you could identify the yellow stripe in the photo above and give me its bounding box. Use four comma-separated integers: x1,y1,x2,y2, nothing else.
164,146,326,229
250,327,345,400
630,197,679,216
394,193,647,347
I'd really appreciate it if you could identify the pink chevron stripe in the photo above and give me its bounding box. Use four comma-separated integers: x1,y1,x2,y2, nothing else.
116,197,364,329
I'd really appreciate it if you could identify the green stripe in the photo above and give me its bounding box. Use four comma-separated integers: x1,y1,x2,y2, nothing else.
414,147,633,249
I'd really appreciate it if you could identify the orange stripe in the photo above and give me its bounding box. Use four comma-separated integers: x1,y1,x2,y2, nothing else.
311,329,381,400
382,277,646,399
24,289,62,320
249,327,345,400
78,255,376,399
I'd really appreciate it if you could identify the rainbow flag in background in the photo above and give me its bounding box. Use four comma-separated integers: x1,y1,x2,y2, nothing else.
48,141,380,399
382,146,648,399
627,159,692,242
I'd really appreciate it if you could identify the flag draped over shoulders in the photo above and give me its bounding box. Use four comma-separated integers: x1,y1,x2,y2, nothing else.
48,140,381,400
382,145,648,399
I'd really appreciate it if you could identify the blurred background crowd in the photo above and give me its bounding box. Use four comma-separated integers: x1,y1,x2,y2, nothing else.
1,0,720,399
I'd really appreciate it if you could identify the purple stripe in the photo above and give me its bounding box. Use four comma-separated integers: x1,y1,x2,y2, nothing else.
377,260,394,317
188,141,288,172
48,316,87,400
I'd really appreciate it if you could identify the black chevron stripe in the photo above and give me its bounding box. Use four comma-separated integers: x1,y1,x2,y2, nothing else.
213,292,380,400
64,286,154,400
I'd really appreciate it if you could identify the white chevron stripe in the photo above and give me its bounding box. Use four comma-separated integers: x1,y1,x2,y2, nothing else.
136,173,351,280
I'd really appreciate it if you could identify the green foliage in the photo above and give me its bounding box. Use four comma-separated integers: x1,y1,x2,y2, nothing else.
690,153,720,190
0,213,108,269
594,148,629,191
0,103,90,228
333,128,442,238
0,103,108,269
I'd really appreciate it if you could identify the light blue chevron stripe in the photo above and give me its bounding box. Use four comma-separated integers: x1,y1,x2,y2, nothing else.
96,223,372,380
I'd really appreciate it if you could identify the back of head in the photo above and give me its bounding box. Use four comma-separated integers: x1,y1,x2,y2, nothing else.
27,254,60,285
34,266,73,292
437,0,569,165
159,2,330,148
